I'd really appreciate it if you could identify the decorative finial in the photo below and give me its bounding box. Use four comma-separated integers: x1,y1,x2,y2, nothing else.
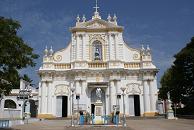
82,15,86,22
147,45,150,51
107,14,111,22
49,46,53,56
113,14,117,25
44,46,48,56
113,14,117,20
141,44,145,53
76,15,80,23
141,44,145,51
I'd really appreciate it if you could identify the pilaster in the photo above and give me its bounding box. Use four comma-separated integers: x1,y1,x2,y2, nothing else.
38,82,41,114
82,80,87,95
105,87,109,115
48,82,52,113
143,80,150,114
109,80,116,112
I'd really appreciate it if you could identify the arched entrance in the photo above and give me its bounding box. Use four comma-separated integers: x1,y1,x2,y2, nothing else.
55,84,69,117
56,96,68,117
90,88,105,115
128,95,140,116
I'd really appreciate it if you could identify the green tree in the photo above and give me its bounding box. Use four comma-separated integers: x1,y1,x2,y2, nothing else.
0,17,39,95
159,37,194,114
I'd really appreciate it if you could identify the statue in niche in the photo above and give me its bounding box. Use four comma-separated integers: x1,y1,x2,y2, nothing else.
94,47,101,60
96,88,102,102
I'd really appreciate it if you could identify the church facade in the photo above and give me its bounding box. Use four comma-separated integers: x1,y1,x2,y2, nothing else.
38,6,158,118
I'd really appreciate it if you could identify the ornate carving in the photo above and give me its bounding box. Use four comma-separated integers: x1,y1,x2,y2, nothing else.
53,55,62,62
126,83,141,94
55,85,69,96
89,34,105,43
87,22,106,28
133,54,140,60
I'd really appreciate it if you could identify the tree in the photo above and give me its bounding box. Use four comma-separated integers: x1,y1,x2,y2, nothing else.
0,17,39,95
159,37,194,114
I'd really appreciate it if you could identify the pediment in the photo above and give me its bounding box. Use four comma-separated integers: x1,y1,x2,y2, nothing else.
86,21,107,28
77,19,119,28
70,19,124,32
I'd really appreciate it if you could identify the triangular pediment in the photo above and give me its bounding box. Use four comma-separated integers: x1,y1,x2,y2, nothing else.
86,21,107,28
70,18,123,32
77,19,120,28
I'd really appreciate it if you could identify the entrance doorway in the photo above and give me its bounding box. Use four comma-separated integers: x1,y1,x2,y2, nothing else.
29,100,37,117
90,88,106,115
56,96,68,117
91,104,95,114
134,95,140,116
128,95,140,116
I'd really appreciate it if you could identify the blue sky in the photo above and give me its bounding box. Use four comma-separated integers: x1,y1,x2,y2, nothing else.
0,0,194,87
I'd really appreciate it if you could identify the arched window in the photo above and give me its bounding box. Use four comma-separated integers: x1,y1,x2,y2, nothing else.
92,40,102,61
4,99,17,109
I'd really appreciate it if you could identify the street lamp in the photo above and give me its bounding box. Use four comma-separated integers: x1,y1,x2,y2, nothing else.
71,86,76,126
120,87,126,127
17,87,32,122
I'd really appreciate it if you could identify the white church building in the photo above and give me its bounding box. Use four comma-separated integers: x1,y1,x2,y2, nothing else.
38,3,158,118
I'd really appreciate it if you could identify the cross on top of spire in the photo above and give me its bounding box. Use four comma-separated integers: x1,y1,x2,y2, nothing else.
93,0,99,13
92,0,101,19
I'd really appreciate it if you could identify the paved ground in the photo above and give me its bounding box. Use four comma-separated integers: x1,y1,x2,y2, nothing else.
126,119,194,130
7,119,194,130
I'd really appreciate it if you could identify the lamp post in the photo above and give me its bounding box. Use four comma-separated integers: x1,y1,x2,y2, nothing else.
71,86,75,126
120,87,126,127
17,87,32,122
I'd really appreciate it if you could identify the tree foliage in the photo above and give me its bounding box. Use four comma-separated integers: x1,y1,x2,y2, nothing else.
159,37,194,114
0,17,39,95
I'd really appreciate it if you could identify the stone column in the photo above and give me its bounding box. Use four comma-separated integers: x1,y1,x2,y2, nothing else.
80,35,83,60
41,81,46,113
115,80,119,106
109,81,116,112
71,34,74,61
117,80,122,112
52,83,56,116
108,33,111,61
112,34,116,60
75,80,81,95
143,80,150,114
149,80,155,112
82,34,86,60
115,34,118,60
46,82,49,113
38,82,41,114
76,35,79,60
82,81,87,96
151,78,158,112
108,33,114,60
105,87,109,115
48,82,52,113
